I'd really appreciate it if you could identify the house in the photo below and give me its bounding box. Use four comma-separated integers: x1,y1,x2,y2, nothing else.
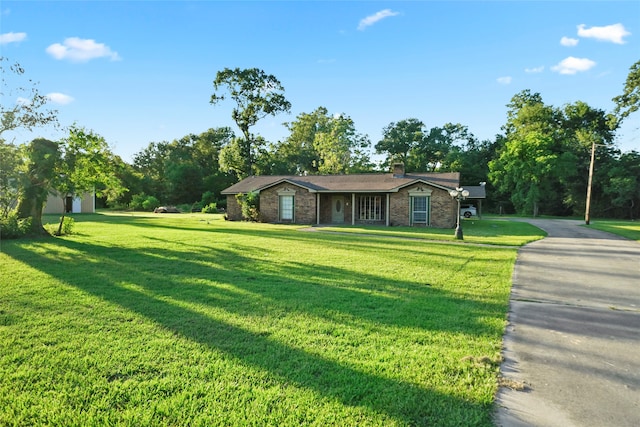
43,192,95,215
222,164,464,228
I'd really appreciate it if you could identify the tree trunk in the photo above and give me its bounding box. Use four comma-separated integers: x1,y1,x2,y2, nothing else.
16,186,49,236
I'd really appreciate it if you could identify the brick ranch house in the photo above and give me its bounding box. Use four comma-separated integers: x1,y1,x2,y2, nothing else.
222,164,469,228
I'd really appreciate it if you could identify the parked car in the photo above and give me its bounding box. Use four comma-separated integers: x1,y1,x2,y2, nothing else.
460,205,477,218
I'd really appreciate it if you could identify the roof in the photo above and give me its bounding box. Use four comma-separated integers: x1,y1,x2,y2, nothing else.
222,172,461,195
464,185,487,199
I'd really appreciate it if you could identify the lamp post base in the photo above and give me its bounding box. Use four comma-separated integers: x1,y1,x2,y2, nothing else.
455,226,463,240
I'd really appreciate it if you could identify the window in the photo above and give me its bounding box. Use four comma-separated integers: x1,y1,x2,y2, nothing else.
279,195,294,221
358,195,383,221
411,196,430,225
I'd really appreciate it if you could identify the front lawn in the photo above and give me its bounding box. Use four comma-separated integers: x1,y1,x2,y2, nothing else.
587,220,640,241
1,212,529,426
319,218,545,246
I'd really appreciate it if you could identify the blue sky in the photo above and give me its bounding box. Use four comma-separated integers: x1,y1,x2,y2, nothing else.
2,1,639,162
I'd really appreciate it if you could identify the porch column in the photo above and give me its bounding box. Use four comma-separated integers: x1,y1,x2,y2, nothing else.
351,193,355,225
386,194,390,226
316,193,320,225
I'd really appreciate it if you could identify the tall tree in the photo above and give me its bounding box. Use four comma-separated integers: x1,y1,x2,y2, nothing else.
276,107,332,175
375,118,425,170
52,126,124,234
16,127,123,235
604,151,640,219
612,60,640,124
489,91,574,215
561,101,617,215
210,68,291,177
313,113,372,174
16,138,61,234
0,57,58,139
0,140,22,217
412,123,474,172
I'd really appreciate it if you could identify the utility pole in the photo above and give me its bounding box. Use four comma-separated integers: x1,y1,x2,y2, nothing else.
585,141,596,225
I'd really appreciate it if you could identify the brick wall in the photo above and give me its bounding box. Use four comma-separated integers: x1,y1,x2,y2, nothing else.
389,185,456,228
226,195,242,220
227,184,456,228
259,183,317,224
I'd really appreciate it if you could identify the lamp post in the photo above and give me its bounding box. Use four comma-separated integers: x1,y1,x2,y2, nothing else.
449,187,469,240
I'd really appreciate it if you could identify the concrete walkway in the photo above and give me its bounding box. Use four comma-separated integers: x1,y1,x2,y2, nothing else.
495,219,640,426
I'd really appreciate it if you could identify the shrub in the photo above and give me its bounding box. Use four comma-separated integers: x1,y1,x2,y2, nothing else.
236,192,259,221
46,216,75,236
176,203,193,213
201,202,217,214
217,198,227,210
61,216,75,235
0,213,31,239
129,193,147,211
200,191,216,207
142,196,160,211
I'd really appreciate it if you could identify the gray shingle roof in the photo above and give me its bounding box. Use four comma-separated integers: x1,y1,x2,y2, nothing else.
222,172,461,194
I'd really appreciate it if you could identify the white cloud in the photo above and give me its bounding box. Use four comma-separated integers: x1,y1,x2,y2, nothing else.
46,92,74,105
16,97,31,106
551,56,596,75
497,76,512,85
577,23,631,44
358,9,399,31
0,31,27,45
525,66,544,73
560,36,579,47
46,37,121,62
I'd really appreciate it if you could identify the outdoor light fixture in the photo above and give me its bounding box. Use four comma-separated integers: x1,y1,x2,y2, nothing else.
449,187,469,240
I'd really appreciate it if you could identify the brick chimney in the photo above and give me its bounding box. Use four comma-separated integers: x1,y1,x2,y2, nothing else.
392,163,405,178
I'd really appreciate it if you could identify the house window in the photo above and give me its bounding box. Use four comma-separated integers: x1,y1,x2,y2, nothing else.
358,195,383,221
411,196,430,225
279,195,294,221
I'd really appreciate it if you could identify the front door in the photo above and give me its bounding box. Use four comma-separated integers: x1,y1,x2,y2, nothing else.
331,196,345,223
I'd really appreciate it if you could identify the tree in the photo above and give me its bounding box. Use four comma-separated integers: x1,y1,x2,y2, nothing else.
52,126,124,234
16,127,123,236
133,128,236,206
412,123,475,172
375,118,425,170
210,68,291,177
0,140,22,217
16,138,60,235
489,91,574,215
276,107,332,175
313,113,372,174
612,60,640,124
604,151,640,219
0,57,58,139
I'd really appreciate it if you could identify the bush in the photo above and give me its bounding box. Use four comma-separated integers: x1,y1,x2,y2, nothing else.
142,196,160,211
176,203,194,213
0,213,31,239
201,202,217,214
129,193,147,211
46,216,75,236
236,192,259,221
200,191,216,207
60,216,75,235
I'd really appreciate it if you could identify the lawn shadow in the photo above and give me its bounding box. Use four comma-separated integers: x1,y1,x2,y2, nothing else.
4,228,499,425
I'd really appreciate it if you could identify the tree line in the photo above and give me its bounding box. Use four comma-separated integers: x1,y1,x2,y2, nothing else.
2,60,639,237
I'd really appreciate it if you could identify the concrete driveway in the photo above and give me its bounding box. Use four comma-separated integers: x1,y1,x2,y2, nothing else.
494,219,640,427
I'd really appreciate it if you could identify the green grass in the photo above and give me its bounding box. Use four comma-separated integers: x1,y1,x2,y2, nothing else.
586,220,640,241
1,212,529,426
319,218,545,246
